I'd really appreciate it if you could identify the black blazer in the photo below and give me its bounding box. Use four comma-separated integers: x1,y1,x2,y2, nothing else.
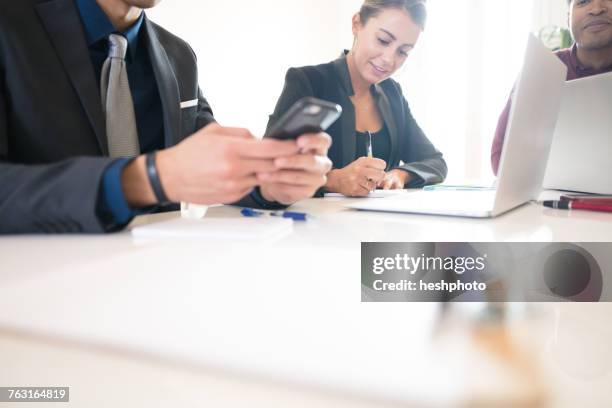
0,0,215,233
267,53,447,188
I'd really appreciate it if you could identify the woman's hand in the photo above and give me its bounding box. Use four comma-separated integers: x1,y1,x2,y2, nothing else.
377,169,412,190
325,157,386,197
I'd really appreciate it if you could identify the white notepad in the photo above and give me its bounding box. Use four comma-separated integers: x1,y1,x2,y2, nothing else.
131,217,293,240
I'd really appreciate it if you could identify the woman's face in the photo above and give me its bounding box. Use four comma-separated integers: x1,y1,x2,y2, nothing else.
351,8,422,85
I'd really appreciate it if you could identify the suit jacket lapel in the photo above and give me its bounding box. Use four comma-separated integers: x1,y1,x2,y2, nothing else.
35,0,108,154
332,56,357,167
374,84,399,171
143,17,180,148
332,54,400,169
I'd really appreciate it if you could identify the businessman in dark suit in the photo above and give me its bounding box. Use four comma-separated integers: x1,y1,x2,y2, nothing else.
0,0,332,234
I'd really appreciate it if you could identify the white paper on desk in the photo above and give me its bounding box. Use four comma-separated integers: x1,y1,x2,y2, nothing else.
324,190,409,198
131,217,293,240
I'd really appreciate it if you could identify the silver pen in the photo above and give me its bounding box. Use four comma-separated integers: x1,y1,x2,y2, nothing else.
366,131,375,192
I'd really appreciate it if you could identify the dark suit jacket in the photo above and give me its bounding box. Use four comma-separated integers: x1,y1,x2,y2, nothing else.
0,0,216,233
267,53,447,189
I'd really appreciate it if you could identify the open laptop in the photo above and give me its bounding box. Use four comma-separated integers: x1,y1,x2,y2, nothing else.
543,72,612,195
347,34,567,218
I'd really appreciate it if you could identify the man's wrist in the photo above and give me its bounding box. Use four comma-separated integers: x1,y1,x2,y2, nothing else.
156,148,181,203
121,155,157,207
146,152,170,204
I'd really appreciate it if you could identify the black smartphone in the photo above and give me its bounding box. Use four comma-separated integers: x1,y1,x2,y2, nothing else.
266,97,342,140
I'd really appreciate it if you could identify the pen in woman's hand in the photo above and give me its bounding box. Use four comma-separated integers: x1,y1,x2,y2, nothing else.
366,131,376,192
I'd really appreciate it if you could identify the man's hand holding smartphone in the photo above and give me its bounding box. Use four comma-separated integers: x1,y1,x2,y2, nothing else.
258,97,341,204
258,132,332,205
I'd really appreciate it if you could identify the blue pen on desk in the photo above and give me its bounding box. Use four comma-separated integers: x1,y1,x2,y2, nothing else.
240,208,309,221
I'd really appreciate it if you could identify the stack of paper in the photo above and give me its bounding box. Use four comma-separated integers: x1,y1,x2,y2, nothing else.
131,217,293,240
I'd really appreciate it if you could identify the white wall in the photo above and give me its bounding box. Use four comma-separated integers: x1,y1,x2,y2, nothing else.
147,0,570,182
147,0,359,135
532,0,570,31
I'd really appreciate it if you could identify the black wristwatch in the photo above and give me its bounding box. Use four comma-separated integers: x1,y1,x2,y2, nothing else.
145,151,170,204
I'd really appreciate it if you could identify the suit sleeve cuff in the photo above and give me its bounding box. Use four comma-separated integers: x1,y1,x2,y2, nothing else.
97,158,136,231
393,167,425,188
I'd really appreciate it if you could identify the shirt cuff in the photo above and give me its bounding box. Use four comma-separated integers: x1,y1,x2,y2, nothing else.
97,158,136,230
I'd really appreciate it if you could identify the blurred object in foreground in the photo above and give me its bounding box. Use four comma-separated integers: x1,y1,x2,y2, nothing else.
539,26,573,51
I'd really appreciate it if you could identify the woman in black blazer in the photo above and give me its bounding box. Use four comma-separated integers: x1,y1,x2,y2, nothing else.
266,0,447,197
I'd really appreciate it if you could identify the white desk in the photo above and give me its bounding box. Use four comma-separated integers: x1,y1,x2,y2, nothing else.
1,196,612,407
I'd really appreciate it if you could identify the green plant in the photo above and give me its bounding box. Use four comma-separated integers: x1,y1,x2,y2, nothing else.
538,26,573,51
